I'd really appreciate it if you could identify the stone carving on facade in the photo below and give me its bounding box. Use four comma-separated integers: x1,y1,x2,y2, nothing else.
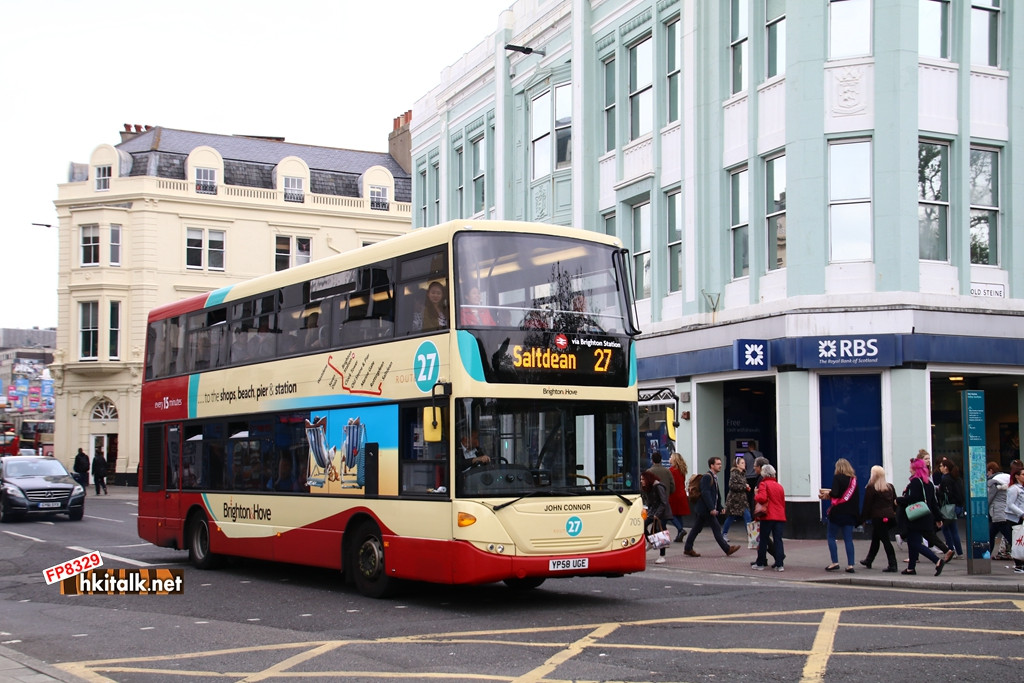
534,185,548,220
831,66,866,117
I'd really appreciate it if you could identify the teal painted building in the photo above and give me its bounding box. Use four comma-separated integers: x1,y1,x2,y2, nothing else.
410,0,1023,534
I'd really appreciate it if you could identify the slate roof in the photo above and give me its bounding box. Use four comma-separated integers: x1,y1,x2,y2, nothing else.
116,127,410,202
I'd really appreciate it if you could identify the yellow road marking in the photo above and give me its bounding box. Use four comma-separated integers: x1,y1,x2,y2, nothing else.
55,598,1024,682
511,623,620,683
801,609,841,683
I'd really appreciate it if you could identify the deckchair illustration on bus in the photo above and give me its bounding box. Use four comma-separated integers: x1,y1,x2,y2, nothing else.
304,416,338,488
340,417,365,488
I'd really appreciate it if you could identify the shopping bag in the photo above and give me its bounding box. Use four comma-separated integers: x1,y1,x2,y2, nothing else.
647,529,672,549
746,521,760,549
1011,524,1024,562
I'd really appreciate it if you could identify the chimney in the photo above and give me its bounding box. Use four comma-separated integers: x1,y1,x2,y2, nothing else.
388,109,412,174
119,123,155,144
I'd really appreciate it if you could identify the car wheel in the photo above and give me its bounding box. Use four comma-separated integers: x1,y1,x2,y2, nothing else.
68,508,84,521
348,519,396,598
187,512,220,569
0,496,21,523
503,577,546,591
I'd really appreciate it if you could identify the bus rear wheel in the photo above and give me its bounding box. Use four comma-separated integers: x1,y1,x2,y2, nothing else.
349,520,395,598
503,577,545,591
187,512,219,569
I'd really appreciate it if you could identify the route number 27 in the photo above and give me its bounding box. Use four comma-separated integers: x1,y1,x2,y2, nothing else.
592,348,612,373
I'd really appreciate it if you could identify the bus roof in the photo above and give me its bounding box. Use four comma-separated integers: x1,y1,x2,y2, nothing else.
147,220,623,322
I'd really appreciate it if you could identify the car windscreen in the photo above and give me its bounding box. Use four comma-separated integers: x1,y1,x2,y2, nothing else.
6,460,69,478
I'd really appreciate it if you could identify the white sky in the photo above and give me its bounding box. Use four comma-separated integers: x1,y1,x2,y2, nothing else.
0,0,510,330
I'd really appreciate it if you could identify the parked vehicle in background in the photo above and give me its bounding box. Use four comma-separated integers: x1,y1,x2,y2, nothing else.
0,455,85,522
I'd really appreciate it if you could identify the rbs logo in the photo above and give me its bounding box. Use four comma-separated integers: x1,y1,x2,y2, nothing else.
818,338,878,359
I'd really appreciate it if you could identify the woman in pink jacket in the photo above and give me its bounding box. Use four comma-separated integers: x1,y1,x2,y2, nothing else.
751,464,785,571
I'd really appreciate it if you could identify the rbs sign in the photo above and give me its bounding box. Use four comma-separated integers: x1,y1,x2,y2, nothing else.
800,335,896,369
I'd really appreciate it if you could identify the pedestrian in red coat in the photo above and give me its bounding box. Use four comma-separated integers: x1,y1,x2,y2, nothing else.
668,452,690,542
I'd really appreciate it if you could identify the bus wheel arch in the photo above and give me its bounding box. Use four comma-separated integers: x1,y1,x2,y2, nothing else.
186,507,220,570
345,517,396,598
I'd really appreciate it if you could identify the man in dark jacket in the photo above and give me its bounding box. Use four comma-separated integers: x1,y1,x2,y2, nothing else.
73,448,90,487
92,448,108,495
683,456,741,557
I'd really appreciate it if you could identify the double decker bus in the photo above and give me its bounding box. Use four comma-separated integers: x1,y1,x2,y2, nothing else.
19,419,54,456
139,220,644,597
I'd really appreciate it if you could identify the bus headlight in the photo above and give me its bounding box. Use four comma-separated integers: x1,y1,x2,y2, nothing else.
457,512,477,527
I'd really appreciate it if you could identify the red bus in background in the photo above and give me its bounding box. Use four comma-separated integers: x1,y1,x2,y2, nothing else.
0,423,18,456
20,419,55,457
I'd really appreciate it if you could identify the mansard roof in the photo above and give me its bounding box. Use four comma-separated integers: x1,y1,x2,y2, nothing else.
115,126,410,202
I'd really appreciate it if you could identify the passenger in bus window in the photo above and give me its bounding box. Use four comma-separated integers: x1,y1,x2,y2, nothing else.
269,453,298,492
412,281,448,331
459,286,496,327
522,309,548,330
302,312,321,349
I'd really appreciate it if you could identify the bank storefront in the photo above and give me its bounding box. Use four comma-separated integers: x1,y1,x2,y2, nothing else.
639,332,1024,538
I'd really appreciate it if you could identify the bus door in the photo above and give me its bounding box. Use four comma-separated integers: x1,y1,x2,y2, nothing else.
163,423,183,534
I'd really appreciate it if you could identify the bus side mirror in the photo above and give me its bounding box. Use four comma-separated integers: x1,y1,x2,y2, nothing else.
666,407,677,442
423,407,443,443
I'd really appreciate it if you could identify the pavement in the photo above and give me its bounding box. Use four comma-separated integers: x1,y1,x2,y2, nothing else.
645,521,1024,592
3,492,1021,682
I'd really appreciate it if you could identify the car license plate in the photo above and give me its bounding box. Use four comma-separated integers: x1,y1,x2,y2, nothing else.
38,501,61,509
549,558,588,571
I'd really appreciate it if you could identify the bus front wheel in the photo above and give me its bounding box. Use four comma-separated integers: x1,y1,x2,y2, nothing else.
349,520,395,598
187,512,219,570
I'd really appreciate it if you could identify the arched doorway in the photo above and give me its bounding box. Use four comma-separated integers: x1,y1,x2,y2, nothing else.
90,399,121,485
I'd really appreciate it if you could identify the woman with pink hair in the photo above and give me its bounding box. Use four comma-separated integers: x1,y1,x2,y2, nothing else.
896,457,947,575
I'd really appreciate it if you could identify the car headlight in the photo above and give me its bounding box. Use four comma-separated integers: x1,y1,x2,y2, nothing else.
72,484,84,496
2,483,26,502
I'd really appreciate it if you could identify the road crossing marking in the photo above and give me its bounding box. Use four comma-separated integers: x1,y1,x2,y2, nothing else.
54,598,1024,682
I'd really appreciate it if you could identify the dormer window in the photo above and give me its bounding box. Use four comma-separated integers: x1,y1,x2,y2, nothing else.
95,165,111,191
370,185,389,211
195,167,217,195
284,176,304,203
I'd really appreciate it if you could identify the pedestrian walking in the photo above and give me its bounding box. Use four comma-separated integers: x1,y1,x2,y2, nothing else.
667,452,690,542
683,456,741,558
92,448,108,495
896,457,947,575
859,465,898,572
988,461,1012,558
73,447,90,487
821,458,859,573
641,469,671,564
720,456,752,543
751,463,785,571
936,457,964,558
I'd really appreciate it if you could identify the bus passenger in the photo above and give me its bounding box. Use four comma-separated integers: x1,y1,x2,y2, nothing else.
413,281,448,332
460,286,496,326
269,455,298,492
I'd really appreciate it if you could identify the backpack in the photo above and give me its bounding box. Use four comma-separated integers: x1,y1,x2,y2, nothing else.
687,473,703,502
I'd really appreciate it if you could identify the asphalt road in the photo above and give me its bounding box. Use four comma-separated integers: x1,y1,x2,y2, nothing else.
1,489,1021,682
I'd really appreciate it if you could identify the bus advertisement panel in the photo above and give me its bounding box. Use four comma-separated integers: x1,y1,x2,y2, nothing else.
138,220,645,597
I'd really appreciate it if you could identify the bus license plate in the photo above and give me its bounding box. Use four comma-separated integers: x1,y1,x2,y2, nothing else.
549,558,588,571
38,501,61,509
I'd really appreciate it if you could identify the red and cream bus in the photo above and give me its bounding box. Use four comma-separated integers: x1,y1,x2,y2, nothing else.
138,220,644,597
